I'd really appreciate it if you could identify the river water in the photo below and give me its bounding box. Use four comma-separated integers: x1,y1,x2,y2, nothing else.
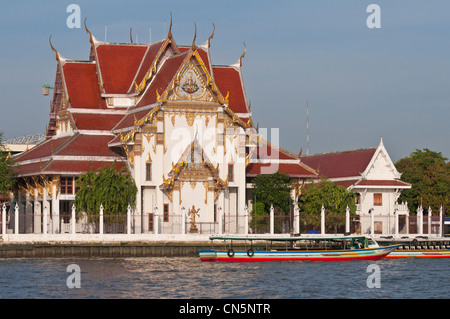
0,257,448,300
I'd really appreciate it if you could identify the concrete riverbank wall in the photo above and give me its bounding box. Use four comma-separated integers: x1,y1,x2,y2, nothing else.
0,242,221,258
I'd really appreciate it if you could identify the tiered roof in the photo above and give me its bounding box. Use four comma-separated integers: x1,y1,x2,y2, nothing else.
14,17,316,182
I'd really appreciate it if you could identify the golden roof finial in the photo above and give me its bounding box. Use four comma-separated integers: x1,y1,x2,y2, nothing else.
84,17,92,37
130,27,133,43
191,23,197,51
49,35,60,61
239,42,246,67
207,23,215,48
167,12,173,39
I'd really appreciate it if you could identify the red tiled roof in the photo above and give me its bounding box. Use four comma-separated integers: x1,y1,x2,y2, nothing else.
63,62,106,109
301,148,377,179
14,133,124,177
257,140,299,161
137,53,187,107
96,44,148,93
14,161,49,176
112,108,154,131
133,41,166,91
43,160,126,174
246,163,317,178
71,113,124,131
56,134,121,158
14,135,73,162
213,66,248,114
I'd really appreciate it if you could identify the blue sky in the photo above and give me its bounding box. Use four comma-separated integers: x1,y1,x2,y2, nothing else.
0,0,449,161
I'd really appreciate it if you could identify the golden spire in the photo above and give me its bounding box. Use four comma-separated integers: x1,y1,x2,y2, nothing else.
49,35,60,61
191,23,197,51
130,27,133,43
84,17,96,45
207,23,215,48
167,12,173,39
84,17,92,37
239,42,246,67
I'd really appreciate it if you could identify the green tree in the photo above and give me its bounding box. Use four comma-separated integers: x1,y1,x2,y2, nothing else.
74,162,137,223
250,172,292,233
251,171,292,214
0,132,16,195
395,148,449,214
297,178,356,233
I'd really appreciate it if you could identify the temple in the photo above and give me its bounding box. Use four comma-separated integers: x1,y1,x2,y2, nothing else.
11,17,318,235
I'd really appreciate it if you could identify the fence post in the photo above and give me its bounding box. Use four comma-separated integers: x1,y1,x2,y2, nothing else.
181,206,186,235
99,204,104,235
43,205,48,235
321,205,325,235
270,205,274,235
345,205,350,233
154,215,159,235
154,206,159,235
294,203,300,234
127,204,131,235
14,203,19,235
218,207,223,235
71,204,76,235
2,203,6,235
417,205,423,235
244,205,249,235
428,207,432,235
394,209,399,237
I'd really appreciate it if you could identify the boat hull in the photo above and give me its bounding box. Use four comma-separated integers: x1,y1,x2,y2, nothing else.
199,245,401,263
386,249,450,259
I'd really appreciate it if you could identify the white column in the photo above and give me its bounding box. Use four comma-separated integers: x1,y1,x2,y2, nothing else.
33,189,41,234
127,204,131,235
270,205,274,235
294,203,300,235
428,207,432,235
439,205,444,237
417,205,423,235
2,203,6,235
154,206,159,235
218,207,223,235
181,206,186,235
345,205,350,233
154,215,160,235
99,204,104,235
244,205,249,235
43,205,48,235
394,210,399,238
14,203,19,234
52,180,60,234
321,205,325,235
71,204,76,235
370,208,374,235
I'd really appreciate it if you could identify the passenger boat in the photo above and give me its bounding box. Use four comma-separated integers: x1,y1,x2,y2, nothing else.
378,237,450,259
198,235,403,262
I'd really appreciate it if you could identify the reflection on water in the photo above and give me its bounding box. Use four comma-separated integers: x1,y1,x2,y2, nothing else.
0,257,447,299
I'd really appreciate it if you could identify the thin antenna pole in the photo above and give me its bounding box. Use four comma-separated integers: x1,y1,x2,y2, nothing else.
105,25,107,42
306,101,309,155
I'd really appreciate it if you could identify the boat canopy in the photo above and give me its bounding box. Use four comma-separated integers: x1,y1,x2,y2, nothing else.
209,234,374,242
